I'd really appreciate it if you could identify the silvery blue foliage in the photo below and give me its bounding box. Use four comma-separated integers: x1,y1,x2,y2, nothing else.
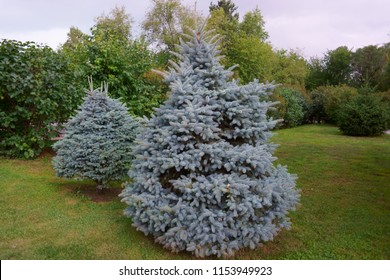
120,28,300,257
53,82,138,189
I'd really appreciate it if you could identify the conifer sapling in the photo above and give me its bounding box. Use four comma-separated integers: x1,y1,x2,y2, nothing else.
53,78,138,190
120,27,300,257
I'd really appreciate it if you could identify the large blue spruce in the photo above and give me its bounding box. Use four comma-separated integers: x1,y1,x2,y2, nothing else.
53,79,138,190
120,28,300,257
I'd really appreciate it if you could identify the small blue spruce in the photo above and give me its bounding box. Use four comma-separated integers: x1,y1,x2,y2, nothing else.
53,80,139,190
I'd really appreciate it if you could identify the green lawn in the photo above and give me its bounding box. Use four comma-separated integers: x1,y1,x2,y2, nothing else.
1,124,389,259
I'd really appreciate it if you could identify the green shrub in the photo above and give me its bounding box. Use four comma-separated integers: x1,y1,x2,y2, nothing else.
61,29,168,118
307,87,327,123
0,40,84,158
322,85,358,124
374,91,390,128
337,94,390,136
307,85,357,124
272,87,308,128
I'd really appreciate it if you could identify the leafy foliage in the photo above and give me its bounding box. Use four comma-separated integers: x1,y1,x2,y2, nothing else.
305,57,326,91
120,29,300,258
205,7,240,67
206,6,307,87
209,0,239,21
92,6,132,43
0,40,83,158
307,87,328,123
52,81,138,189
142,0,201,52
273,50,308,88
306,44,390,92
228,36,276,83
306,85,358,124
351,45,389,91
240,7,268,41
61,7,167,117
337,94,390,136
324,47,353,86
272,88,308,128
322,85,358,124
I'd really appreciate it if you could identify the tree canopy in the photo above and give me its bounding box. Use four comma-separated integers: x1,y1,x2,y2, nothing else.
142,0,201,52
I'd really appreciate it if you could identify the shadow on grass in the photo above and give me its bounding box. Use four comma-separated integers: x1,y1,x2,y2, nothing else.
51,180,124,203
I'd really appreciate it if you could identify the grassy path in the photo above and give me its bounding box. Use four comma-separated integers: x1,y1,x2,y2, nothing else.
0,124,389,259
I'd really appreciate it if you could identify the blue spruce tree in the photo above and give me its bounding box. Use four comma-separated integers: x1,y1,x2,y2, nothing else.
53,79,138,190
120,28,300,257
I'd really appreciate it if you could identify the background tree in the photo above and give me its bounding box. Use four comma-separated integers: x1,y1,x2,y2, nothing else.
206,6,240,65
0,40,83,158
273,49,308,89
306,85,358,124
305,56,327,90
239,7,268,42
209,0,239,21
120,29,300,257
207,3,308,89
307,88,328,123
324,46,353,86
379,43,390,91
306,43,390,93
142,0,200,52
305,47,353,90
62,27,90,51
53,80,138,190
351,45,389,91
228,36,276,83
60,6,167,117
206,4,272,82
92,6,132,43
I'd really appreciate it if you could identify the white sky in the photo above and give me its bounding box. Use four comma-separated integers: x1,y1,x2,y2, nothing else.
0,0,389,58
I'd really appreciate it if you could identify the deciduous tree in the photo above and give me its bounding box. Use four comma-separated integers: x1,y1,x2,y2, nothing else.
142,0,200,51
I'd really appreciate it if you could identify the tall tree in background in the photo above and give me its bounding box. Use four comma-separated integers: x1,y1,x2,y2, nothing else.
273,50,308,89
351,45,389,91
61,6,167,117
206,2,271,82
240,7,268,42
228,36,276,82
305,47,353,90
60,26,91,95
206,2,308,87
92,6,132,42
324,46,353,86
206,6,239,59
142,0,201,52
305,57,326,90
306,43,390,92
381,43,390,91
62,27,89,51
209,0,239,21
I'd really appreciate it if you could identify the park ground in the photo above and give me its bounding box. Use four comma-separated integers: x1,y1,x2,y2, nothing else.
0,124,389,259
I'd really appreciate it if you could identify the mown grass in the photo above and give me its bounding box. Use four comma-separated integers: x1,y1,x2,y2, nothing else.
0,124,389,259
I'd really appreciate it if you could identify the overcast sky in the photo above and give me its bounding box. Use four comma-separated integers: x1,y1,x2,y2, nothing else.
0,0,389,58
